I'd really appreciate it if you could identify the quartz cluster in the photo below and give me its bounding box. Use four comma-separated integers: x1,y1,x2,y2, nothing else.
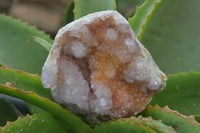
41,10,167,118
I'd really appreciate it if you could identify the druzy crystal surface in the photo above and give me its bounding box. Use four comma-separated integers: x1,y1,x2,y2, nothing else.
41,10,167,118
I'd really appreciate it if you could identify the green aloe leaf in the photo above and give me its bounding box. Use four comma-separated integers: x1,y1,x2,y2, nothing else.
129,0,163,39
92,120,155,133
1,113,68,133
92,116,175,133
0,66,52,113
74,0,116,19
150,72,200,115
117,0,144,19
0,98,22,126
0,66,51,99
194,115,200,123
141,105,200,133
0,14,53,75
0,85,90,133
28,36,52,52
64,0,74,24
119,117,175,133
141,0,200,74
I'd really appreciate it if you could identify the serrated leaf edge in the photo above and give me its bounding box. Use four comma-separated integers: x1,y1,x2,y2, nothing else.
0,85,89,133
128,0,163,40
147,105,200,126
0,65,40,78
0,14,53,43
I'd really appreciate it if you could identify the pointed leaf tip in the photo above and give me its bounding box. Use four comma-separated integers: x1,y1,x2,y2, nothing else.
129,0,163,40
28,36,52,52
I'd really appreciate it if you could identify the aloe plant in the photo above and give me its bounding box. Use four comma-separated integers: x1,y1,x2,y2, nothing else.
0,0,200,132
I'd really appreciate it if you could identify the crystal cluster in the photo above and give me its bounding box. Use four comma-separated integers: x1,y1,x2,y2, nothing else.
41,10,167,118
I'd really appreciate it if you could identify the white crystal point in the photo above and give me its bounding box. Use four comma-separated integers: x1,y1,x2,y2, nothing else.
41,10,167,118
